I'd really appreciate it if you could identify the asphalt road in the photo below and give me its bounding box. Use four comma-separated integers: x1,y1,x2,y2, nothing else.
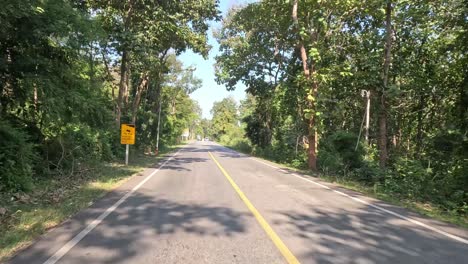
7,142,468,264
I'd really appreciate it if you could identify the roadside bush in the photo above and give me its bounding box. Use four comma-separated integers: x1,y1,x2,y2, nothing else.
349,161,383,183
0,119,38,191
384,158,430,199
230,138,252,153
428,131,467,190
318,131,365,175
219,126,245,146
253,145,279,162
381,154,467,214
219,134,232,145
45,124,114,175
317,148,344,174
252,141,299,166
290,152,308,169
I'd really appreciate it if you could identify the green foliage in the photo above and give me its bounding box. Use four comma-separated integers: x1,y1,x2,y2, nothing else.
219,125,243,145
381,156,466,214
0,0,466,232
0,0,217,195
317,131,365,174
214,0,468,217
317,149,345,175
133,55,203,149
0,119,38,191
230,139,253,154
211,96,239,139
384,158,431,199
46,125,115,174
253,146,287,163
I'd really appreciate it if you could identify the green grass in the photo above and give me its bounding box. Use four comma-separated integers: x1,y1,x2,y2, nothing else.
223,143,468,229
0,144,182,262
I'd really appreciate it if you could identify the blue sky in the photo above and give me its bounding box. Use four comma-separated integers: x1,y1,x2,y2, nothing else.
178,0,254,118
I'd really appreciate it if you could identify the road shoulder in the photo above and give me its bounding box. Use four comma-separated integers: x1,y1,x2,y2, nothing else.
3,145,184,264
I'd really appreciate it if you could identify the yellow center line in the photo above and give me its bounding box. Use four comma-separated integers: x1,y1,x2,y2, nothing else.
208,152,300,264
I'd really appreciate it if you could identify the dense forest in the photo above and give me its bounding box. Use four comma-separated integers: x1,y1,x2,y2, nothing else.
4,0,467,260
0,0,218,191
0,0,467,239
212,0,467,217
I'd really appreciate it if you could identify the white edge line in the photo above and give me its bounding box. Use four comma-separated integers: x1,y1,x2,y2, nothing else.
250,157,468,245
43,148,184,264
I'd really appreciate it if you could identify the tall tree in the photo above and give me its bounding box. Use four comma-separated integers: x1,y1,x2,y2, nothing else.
291,0,319,170
378,0,393,168
211,97,239,138
216,0,358,170
90,0,219,126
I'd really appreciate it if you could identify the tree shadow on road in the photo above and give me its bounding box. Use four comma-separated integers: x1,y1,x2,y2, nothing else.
273,206,467,264
217,152,247,159
184,146,210,153
153,156,210,172
10,193,249,264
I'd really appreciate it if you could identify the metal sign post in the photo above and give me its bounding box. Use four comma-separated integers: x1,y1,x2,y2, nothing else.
356,90,370,150
125,144,129,165
364,90,371,143
121,124,135,165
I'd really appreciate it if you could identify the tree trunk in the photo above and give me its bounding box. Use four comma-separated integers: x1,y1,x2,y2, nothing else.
292,0,317,170
101,49,115,100
378,109,387,167
379,0,393,168
308,105,317,170
459,71,468,131
124,67,130,106
131,72,149,124
117,50,129,126
365,91,371,144
116,1,134,127
89,43,95,83
1,47,13,115
32,84,38,122
416,93,425,154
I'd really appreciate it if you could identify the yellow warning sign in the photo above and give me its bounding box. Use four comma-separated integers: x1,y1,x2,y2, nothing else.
121,124,135,145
